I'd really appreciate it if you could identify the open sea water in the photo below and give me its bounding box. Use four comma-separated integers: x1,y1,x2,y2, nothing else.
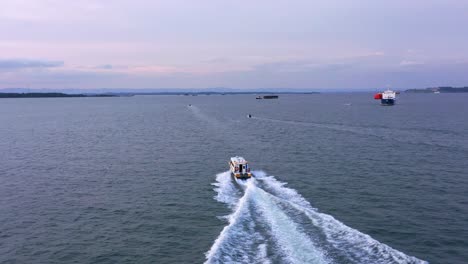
1,93,467,264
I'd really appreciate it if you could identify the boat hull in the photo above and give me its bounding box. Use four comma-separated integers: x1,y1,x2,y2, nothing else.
231,172,253,179
381,99,395,105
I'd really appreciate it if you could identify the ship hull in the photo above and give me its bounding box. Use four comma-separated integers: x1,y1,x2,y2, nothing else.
381,99,395,105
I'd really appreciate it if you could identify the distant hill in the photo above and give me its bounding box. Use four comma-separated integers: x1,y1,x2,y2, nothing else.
0,93,115,98
0,88,320,94
405,87,468,93
0,91,319,98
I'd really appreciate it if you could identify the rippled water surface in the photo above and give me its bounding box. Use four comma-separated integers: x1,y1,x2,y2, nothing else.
1,94,467,263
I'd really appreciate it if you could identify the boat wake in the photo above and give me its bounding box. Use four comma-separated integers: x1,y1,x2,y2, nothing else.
252,116,468,152
205,171,427,264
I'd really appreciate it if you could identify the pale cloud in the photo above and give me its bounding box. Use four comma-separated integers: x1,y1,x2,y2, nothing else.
0,59,63,70
124,65,181,75
96,64,113,70
400,60,425,66
0,0,104,22
253,60,352,73
202,57,231,64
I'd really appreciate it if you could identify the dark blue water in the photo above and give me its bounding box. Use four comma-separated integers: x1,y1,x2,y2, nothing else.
1,93,467,263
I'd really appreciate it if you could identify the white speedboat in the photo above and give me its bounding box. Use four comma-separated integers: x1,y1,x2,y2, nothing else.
229,156,252,179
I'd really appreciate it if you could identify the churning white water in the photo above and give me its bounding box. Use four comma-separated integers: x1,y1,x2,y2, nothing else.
205,171,427,264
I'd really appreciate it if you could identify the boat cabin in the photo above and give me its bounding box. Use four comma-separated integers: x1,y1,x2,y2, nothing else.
229,156,252,179
382,90,396,100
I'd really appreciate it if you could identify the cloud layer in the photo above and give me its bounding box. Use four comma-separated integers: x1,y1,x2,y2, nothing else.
1,0,468,89
0,59,63,70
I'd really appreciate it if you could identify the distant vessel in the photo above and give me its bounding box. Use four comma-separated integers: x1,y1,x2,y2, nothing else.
374,89,396,105
256,95,278,99
229,156,252,179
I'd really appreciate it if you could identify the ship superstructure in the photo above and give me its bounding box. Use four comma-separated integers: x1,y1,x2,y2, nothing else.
374,89,396,105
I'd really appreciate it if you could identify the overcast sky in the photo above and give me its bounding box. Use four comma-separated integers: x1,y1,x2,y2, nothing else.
1,0,468,90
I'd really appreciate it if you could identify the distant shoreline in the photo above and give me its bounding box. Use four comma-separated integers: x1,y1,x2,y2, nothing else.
0,93,116,98
405,87,468,93
0,91,319,98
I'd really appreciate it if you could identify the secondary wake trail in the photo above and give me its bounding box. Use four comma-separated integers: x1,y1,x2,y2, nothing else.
252,116,468,152
206,171,427,264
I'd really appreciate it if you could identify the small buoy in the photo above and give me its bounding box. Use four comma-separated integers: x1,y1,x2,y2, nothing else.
247,114,252,118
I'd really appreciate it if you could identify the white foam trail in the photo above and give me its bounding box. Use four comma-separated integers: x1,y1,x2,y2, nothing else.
257,172,428,264
253,171,312,208
205,172,263,264
211,171,241,208
253,243,271,264
207,170,427,263
251,182,330,264
207,171,329,264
